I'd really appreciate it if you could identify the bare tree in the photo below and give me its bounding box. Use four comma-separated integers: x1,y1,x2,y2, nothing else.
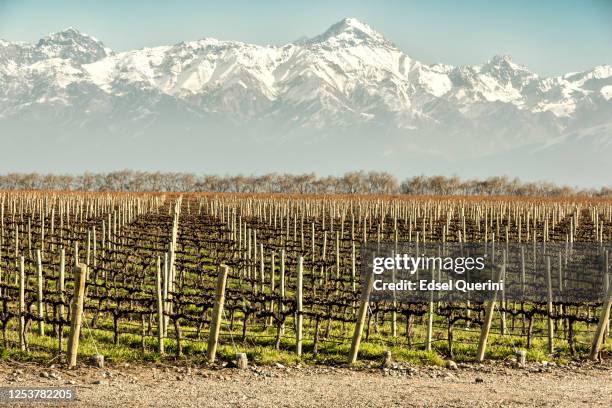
0,171,608,197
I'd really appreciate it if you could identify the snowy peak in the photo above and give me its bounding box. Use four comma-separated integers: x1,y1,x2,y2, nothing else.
480,54,537,90
41,27,88,41
483,55,530,74
35,27,111,64
306,17,394,48
487,54,514,65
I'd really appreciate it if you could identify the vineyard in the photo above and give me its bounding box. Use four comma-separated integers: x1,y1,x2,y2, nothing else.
0,191,610,368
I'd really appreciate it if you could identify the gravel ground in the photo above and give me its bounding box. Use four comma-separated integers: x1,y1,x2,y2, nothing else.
1,359,610,407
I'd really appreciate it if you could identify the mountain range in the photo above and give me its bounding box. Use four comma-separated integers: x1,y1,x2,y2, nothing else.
1,18,611,186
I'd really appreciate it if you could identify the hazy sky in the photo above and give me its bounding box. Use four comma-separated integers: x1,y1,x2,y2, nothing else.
1,0,611,75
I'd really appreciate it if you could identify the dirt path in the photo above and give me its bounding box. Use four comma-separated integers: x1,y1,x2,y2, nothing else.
1,360,610,407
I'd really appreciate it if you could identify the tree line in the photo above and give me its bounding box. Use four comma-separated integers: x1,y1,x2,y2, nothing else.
0,171,609,197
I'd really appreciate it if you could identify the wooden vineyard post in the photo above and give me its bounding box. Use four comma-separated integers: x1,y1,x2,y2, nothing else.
58,249,66,353
349,260,375,364
18,256,26,351
163,253,169,337
275,249,286,349
546,256,554,354
476,254,505,362
86,230,91,266
36,250,44,336
296,256,304,356
258,244,264,294
74,241,79,266
67,264,87,368
351,241,356,292
426,265,434,352
155,256,164,355
207,265,229,363
604,251,610,339
93,226,97,268
335,232,340,279
589,265,611,360
589,288,612,360
266,249,274,327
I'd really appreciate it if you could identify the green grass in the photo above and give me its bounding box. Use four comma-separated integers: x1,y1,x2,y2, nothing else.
1,311,608,367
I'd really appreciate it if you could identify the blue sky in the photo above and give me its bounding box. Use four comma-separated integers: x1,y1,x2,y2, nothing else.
1,0,611,75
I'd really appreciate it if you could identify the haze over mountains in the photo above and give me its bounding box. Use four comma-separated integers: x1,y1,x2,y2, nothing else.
1,18,610,186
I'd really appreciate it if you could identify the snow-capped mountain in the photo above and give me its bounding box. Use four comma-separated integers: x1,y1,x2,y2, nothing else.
1,18,611,186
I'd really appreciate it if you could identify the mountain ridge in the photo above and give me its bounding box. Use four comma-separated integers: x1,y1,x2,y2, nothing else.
1,18,611,186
